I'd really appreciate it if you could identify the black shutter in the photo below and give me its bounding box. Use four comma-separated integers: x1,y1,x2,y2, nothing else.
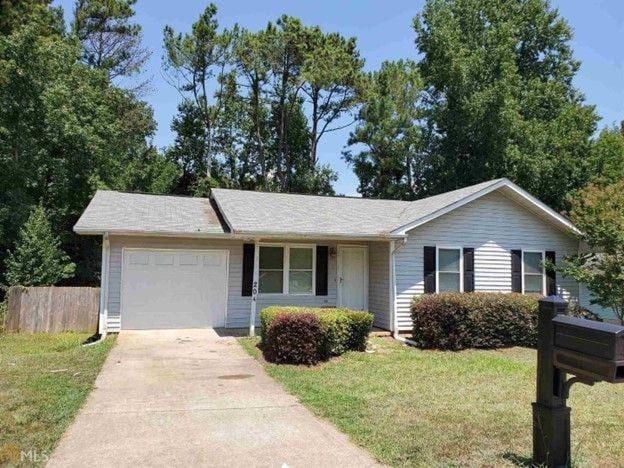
545,251,556,296
463,248,475,292
511,249,522,293
242,243,254,296
424,246,436,293
316,246,328,296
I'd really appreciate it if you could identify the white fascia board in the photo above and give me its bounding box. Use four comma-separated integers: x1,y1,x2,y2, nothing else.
72,228,233,238
73,227,405,242
390,178,580,236
229,231,407,242
498,180,580,235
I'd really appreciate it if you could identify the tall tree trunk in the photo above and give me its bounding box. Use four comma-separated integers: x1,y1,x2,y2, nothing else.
251,75,267,188
276,57,289,190
310,87,319,166
406,153,413,198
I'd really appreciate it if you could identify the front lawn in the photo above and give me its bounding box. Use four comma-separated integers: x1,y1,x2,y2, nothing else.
0,333,115,466
239,337,624,467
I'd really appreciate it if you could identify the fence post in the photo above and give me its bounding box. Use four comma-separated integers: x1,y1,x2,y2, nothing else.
532,295,570,468
5,286,22,331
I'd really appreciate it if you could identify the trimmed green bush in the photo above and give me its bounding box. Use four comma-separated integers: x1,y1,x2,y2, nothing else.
344,311,376,351
263,313,325,365
411,292,599,350
260,306,374,360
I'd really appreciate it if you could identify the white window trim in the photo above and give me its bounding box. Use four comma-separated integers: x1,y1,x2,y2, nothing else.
435,245,463,293
258,243,316,296
521,249,546,295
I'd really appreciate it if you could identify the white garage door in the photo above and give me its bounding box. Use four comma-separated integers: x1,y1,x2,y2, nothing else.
121,249,229,329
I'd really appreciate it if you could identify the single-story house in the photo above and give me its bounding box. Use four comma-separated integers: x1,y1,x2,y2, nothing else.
74,178,604,335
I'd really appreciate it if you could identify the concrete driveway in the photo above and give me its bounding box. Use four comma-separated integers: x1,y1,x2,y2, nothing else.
48,329,379,468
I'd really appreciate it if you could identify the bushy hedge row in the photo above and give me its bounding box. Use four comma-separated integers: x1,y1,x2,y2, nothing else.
260,306,374,364
411,292,599,350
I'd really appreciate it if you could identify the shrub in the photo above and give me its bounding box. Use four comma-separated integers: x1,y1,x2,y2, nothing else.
411,293,601,350
5,205,75,287
260,306,374,361
263,313,325,365
344,311,375,351
412,293,535,350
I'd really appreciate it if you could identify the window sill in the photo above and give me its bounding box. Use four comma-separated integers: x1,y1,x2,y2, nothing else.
258,293,314,297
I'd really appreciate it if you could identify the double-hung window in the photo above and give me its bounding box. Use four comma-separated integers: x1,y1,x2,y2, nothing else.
288,247,314,294
258,245,315,295
258,246,284,293
437,247,462,292
523,251,544,294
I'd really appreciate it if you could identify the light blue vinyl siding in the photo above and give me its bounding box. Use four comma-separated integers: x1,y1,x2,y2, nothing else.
394,191,580,331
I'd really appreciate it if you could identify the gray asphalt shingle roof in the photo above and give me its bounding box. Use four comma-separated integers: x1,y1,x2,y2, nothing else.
74,190,228,235
74,179,513,238
211,188,413,237
212,179,502,237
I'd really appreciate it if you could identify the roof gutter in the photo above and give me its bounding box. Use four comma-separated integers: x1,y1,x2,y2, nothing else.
73,227,406,242
229,231,407,242
73,228,235,238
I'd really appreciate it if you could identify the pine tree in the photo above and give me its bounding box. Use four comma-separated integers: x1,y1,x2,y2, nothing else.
5,206,75,286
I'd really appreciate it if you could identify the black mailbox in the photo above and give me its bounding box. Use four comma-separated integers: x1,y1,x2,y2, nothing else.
552,315,624,383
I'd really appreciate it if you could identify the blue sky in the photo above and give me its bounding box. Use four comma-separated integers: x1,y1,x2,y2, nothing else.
54,0,624,195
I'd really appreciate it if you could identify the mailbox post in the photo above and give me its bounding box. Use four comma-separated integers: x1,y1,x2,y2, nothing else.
533,296,570,468
533,296,624,467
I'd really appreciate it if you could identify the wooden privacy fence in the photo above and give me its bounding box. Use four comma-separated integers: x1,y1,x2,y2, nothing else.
4,286,100,333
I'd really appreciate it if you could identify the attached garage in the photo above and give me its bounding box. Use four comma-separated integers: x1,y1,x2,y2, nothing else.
121,249,229,329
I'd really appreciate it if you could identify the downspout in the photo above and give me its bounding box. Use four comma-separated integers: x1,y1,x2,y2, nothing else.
394,335,420,347
390,238,407,339
86,233,110,347
98,232,110,338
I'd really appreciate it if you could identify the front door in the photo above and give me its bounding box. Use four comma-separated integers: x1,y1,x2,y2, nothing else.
337,246,368,310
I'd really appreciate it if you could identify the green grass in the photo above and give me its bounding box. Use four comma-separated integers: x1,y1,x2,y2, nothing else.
0,332,115,466
239,337,624,467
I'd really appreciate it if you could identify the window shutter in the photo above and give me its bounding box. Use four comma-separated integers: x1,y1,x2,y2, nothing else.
242,244,254,297
463,248,475,292
316,246,328,296
424,246,436,293
511,249,522,293
545,251,556,296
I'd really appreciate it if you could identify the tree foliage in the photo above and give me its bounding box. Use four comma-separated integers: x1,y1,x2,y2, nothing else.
163,4,236,178
586,125,624,186
409,0,598,210
559,182,624,323
0,4,176,287
344,60,427,199
163,6,362,195
5,206,75,286
72,0,150,84
0,0,63,36
2,0,623,292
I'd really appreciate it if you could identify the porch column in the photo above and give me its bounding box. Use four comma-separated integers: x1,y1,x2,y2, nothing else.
249,239,260,336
